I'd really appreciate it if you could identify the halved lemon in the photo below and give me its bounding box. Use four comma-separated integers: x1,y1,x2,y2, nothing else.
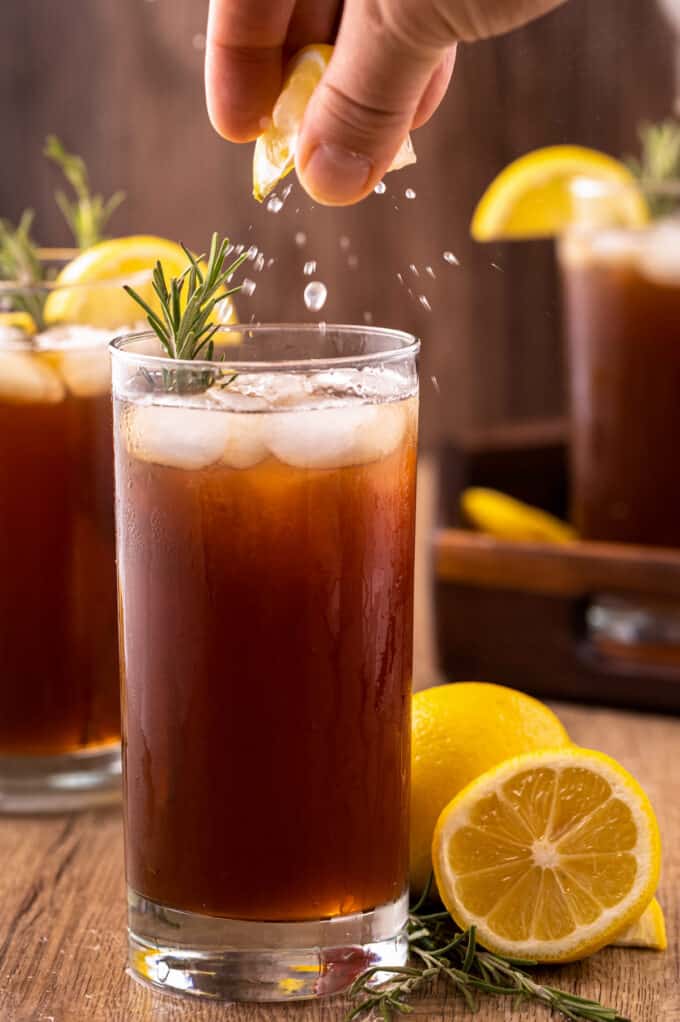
253,44,416,202
461,487,577,544
432,747,661,963
43,235,238,330
471,146,648,241
612,897,667,951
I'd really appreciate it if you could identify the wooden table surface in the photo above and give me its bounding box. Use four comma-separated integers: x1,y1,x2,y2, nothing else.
2,703,678,1022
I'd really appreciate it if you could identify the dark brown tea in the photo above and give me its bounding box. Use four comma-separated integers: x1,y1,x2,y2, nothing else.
0,342,119,756
562,225,680,547
115,380,417,922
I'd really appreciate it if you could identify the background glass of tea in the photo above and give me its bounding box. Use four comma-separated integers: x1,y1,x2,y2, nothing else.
560,179,680,665
112,324,419,1002
0,264,141,811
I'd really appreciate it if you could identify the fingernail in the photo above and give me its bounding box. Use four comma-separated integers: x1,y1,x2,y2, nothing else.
299,143,373,205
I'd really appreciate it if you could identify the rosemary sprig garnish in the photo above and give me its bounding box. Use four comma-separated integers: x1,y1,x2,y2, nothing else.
346,879,628,1022
626,119,680,216
124,232,247,394
0,211,46,329
44,134,126,248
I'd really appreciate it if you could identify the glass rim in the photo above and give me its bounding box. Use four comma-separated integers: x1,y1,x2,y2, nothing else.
110,324,420,373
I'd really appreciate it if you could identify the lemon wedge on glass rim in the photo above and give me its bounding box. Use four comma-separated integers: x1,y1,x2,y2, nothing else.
432,746,661,963
253,44,416,202
43,235,238,330
471,145,649,241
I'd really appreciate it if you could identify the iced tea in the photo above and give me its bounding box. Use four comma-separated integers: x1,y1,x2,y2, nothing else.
562,220,680,546
113,326,419,1000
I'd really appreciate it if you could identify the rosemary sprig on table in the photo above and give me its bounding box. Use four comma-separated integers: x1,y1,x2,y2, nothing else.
626,119,680,217
123,232,247,393
346,879,628,1022
44,134,126,248
0,211,46,329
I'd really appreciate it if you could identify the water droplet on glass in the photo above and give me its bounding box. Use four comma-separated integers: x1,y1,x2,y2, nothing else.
246,245,258,261
254,253,265,272
374,181,386,195
295,231,307,247
266,194,283,214
339,235,351,251
347,254,359,270
418,295,432,311
241,278,256,296
405,188,416,199
425,265,436,279
304,281,328,312
443,251,460,265
192,33,206,51
303,260,317,276
409,264,419,276
363,311,374,324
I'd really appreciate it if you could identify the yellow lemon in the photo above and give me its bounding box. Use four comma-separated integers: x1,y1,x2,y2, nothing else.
471,145,648,241
253,44,416,201
410,683,570,895
0,311,37,335
433,747,661,962
43,235,238,330
612,897,667,951
462,487,577,544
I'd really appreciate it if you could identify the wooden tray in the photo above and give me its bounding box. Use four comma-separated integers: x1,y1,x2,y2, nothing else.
434,529,680,713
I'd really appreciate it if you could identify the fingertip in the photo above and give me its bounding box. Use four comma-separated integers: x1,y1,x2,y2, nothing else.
205,42,282,143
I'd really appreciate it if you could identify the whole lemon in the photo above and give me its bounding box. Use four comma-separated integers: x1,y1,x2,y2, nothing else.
410,682,570,895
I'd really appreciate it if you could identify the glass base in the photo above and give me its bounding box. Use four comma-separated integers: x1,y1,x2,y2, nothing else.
0,744,122,813
128,888,409,1002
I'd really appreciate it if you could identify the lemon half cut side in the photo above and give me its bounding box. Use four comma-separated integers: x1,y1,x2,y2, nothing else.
433,746,661,963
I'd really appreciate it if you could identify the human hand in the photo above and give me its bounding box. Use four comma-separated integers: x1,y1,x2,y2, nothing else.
205,0,567,205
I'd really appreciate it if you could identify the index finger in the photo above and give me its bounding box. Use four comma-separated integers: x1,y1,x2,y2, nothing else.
205,0,296,143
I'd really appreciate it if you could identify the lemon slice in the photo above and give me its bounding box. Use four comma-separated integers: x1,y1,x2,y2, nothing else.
461,487,576,544
432,747,661,963
43,235,238,330
0,311,37,336
612,897,667,950
471,146,648,241
253,44,416,202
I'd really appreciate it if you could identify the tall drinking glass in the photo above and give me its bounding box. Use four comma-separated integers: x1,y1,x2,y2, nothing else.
112,325,419,1002
560,180,680,657
0,267,140,811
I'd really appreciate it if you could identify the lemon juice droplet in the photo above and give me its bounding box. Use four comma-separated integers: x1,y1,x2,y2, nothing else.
405,188,416,199
266,195,283,213
241,278,256,297
374,181,386,194
295,231,307,247
443,251,459,265
303,260,317,276
304,281,327,312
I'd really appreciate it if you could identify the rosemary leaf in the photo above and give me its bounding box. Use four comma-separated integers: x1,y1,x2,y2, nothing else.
345,884,630,1022
44,134,125,248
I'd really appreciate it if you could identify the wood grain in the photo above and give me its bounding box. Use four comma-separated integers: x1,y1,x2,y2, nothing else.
0,0,674,446
1,703,678,1022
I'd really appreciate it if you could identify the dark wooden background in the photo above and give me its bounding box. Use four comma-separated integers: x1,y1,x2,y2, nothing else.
0,0,674,446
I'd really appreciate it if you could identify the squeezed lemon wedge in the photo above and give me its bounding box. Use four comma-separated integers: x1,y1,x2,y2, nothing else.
253,44,416,202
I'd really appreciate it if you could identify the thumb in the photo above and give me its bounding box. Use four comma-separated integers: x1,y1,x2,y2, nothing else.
296,0,445,206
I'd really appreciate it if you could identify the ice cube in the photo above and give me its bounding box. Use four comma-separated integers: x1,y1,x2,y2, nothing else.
639,222,680,285
125,402,234,470
265,401,406,469
54,347,111,398
0,351,65,405
220,413,268,469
